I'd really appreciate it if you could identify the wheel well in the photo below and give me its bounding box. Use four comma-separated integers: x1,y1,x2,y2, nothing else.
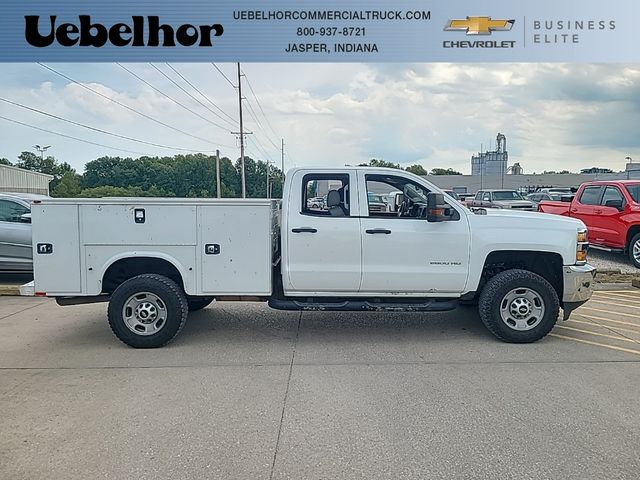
480,251,564,300
102,257,184,294
626,225,640,249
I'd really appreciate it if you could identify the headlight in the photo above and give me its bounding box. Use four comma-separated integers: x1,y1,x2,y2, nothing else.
576,229,588,264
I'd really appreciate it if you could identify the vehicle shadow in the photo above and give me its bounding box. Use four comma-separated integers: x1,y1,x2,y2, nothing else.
180,303,491,345
43,302,493,354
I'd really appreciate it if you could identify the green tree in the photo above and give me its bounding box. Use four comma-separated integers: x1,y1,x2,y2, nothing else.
0,158,11,166
430,168,462,175
405,164,428,175
77,185,171,197
358,158,402,169
15,151,73,179
52,172,82,197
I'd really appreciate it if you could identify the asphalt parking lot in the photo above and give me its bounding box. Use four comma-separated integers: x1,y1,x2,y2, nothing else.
1,292,639,480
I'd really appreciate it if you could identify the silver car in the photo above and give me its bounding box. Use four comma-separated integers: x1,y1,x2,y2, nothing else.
0,193,50,271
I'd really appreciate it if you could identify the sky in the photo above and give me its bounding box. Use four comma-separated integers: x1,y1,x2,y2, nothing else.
0,62,639,175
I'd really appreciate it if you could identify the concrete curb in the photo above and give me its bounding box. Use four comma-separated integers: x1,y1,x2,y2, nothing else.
0,285,22,296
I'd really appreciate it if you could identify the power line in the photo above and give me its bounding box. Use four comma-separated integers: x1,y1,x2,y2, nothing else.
38,63,217,146
211,63,236,89
0,114,152,157
0,97,228,153
149,63,234,130
116,63,237,137
242,70,281,143
165,63,237,125
244,100,280,151
248,136,276,164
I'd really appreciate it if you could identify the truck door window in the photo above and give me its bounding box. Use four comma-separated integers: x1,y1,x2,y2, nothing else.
578,186,603,205
482,193,491,201
0,200,29,223
301,174,350,217
601,186,624,207
365,174,459,220
475,192,483,200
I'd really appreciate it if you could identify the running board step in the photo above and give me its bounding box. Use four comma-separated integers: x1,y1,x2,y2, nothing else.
268,298,457,312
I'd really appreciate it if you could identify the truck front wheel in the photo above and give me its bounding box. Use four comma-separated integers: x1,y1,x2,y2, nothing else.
108,274,188,348
478,269,560,343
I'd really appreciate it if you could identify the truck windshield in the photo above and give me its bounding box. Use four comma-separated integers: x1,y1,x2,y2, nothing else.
492,191,523,200
625,185,640,203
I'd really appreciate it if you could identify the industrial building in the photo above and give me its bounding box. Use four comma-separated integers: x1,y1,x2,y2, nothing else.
471,133,508,176
0,164,53,195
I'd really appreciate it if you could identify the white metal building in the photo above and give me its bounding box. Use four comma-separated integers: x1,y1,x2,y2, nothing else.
0,165,53,195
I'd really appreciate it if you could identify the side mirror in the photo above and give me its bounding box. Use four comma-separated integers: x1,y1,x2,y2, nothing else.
604,199,624,211
20,213,31,224
427,192,449,222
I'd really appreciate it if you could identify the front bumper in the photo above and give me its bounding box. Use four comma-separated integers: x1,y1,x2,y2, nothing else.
563,264,596,303
562,264,596,319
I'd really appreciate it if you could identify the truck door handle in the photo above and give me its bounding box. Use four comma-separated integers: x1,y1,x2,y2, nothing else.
594,209,603,214
365,229,391,234
570,208,578,212
292,227,317,233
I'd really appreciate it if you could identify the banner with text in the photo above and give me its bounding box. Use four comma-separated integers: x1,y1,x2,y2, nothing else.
1,0,638,62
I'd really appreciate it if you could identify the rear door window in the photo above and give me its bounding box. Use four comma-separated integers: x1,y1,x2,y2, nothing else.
578,186,603,205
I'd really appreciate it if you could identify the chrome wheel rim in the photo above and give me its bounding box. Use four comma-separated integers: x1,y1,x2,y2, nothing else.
122,292,167,336
633,239,640,263
499,287,545,331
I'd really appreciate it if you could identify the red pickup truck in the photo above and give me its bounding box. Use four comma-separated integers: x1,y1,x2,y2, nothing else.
538,181,640,268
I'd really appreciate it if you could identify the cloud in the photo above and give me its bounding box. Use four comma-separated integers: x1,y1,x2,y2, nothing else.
0,62,638,174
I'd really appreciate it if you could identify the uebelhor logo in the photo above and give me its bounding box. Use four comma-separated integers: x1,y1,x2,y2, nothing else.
24,15,224,48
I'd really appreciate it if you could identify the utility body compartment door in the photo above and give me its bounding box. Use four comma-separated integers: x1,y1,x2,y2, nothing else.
32,204,82,294
199,205,273,295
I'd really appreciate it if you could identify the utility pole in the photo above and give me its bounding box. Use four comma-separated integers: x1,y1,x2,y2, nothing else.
231,63,253,198
265,157,270,198
281,138,284,179
480,143,484,190
215,149,221,198
237,62,246,198
281,138,285,187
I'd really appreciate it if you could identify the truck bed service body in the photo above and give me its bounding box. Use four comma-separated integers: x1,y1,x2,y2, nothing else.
27,167,595,348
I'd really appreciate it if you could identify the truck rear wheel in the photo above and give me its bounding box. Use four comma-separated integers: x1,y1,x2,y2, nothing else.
187,296,215,311
628,233,640,268
108,274,188,348
478,269,559,343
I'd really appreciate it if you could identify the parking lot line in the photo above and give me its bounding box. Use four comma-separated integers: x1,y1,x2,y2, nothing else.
555,325,640,344
549,333,640,357
594,291,640,303
579,306,640,319
587,298,640,311
567,318,640,335
592,292,640,304
575,312,640,329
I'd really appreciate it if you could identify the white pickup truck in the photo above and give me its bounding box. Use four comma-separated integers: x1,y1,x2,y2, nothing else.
28,167,595,348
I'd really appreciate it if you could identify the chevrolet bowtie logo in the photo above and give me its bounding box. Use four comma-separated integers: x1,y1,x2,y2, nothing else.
444,17,515,35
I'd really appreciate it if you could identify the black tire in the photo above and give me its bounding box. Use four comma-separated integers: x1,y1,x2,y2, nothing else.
187,296,215,312
108,274,188,348
478,269,560,343
628,233,640,269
